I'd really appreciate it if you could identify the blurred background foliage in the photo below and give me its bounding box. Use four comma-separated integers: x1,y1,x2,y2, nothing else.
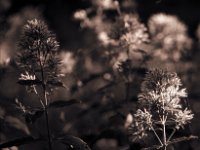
0,0,200,150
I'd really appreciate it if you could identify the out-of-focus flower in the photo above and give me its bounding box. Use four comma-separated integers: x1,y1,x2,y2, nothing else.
60,51,76,74
2,146,18,150
109,14,150,71
124,113,133,128
0,45,10,66
92,0,118,10
74,9,113,46
74,9,87,21
148,13,192,61
98,31,117,46
112,51,128,71
196,24,200,42
110,14,149,51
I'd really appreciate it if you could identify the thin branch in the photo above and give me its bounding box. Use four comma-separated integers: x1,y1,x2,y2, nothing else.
44,107,52,150
141,144,162,150
150,125,163,146
167,135,198,145
33,86,45,108
38,50,52,150
166,128,176,143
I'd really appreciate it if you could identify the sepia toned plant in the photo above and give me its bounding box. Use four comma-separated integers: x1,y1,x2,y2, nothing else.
17,19,64,93
5,18,92,150
17,18,63,150
148,13,192,61
128,69,196,150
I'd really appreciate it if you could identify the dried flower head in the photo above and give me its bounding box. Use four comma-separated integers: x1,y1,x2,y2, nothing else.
174,108,194,129
138,69,187,110
128,69,194,143
148,13,192,61
19,19,59,53
17,19,63,91
128,109,152,140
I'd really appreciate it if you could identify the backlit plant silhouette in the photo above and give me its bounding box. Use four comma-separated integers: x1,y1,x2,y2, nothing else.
17,19,62,150
12,19,91,150
128,69,197,150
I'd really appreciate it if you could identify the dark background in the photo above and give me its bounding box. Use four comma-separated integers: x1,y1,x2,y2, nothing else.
0,0,200,150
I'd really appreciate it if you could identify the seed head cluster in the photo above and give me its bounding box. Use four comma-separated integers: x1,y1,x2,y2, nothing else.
129,69,194,141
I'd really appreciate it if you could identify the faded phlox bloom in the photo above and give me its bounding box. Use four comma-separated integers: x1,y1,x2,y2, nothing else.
148,13,192,61
110,14,149,51
17,19,63,90
128,69,193,141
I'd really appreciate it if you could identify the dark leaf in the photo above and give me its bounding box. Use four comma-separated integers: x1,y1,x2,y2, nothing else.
0,136,40,148
5,116,30,134
25,110,44,124
47,80,66,88
56,135,91,150
70,71,108,93
90,129,127,147
49,99,81,109
17,79,42,85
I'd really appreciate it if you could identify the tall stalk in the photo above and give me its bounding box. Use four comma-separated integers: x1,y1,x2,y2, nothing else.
17,19,61,150
163,121,167,150
40,59,52,150
43,84,52,150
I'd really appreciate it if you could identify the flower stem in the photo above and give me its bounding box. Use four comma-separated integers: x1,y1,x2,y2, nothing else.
150,125,163,146
43,83,52,150
163,122,167,150
39,58,52,150
167,128,176,143
44,107,52,150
